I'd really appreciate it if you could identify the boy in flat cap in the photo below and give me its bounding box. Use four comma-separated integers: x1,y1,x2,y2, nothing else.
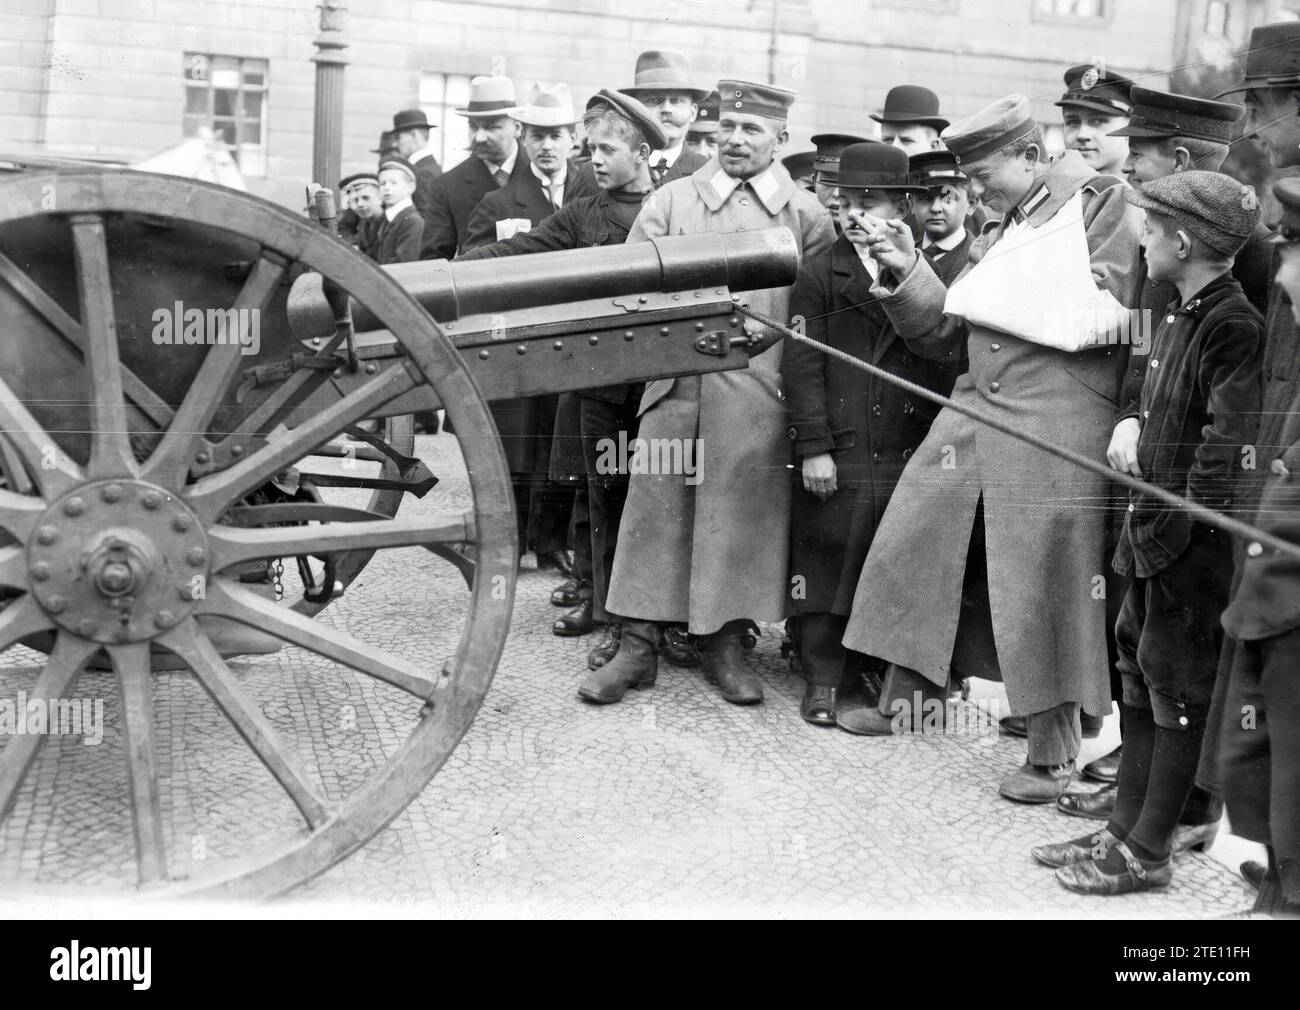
374,156,424,264
1033,171,1264,895
785,142,961,729
1213,175,1300,917
1058,62,1136,176
909,150,974,286
843,94,1143,803
585,80,833,707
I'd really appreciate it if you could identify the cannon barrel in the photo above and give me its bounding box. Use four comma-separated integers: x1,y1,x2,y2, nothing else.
286,227,800,338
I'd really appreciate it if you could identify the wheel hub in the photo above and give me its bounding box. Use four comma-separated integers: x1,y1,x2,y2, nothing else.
27,481,211,645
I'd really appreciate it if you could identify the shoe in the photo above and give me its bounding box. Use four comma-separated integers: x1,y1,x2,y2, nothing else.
587,623,621,670
801,684,837,726
833,669,884,732
999,714,1028,738
999,760,1075,803
659,625,702,668
1171,820,1218,855
578,620,657,704
700,622,763,705
1083,745,1122,783
550,577,585,607
1056,784,1116,820
1032,826,1122,868
1081,711,1104,739
1055,841,1173,895
1240,860,1267,890
537,550,575,578
553,598,596,636
836,704,902,736
780,625,800,675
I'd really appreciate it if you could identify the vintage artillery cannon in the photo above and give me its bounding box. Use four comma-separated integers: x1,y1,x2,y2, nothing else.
0,168,797,898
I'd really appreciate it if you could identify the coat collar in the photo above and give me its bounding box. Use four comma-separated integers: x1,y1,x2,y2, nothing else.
691,158,797,214
1015,150,1107,228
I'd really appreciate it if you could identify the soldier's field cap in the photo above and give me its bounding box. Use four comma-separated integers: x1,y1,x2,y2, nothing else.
781,151,816,178
1056,63,1135,117
1125,170,1261,257
717,79,797,121
910,149,968,186
584,88,668,150
377,155,417,184
836,142,928,194
1109,86,1243,143
339,171,380,192
1268,175,1300,245
941,95,1039,164
1215,23,1300,98
687,90,720,136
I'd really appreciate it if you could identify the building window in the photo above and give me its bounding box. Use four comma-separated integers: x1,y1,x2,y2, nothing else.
183,53,268,176
1032,0,1111,22
1204,0,1230,35
419,72,474,170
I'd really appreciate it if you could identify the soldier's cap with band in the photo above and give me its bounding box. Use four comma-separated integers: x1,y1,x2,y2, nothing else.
584,88,668,150
1125,170,1261,257
810,132,868,182
1215,22,1300,99
1056,63,1136,118
781,151,817,178
909,149,969,186
1108,86,1244,143
716,79,797,121
835,142,929,194
377,155,417,185
1268,175,1300,245
687,90,720,136
339,171,380,192
941,94,1039,164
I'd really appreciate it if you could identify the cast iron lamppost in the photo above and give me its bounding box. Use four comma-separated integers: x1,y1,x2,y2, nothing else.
312,1,348,192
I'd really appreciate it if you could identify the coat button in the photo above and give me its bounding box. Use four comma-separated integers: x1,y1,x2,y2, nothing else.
1247,541,1263,557
871,403,882,417
903,401,914,415
1128,503,1135,512
1271,457,1292,478
1132,369,1141,378
1143,410,1149,418
1166,314,1176,323
990,342,1001,352
989,381,1000,393
787,426,797,440
1150,359,1159,368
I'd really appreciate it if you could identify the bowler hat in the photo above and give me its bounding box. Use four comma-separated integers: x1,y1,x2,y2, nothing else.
623,50,710,101
510,83,577,127
835,142,928,194
370,130,398,155
454,76,518,118
1215,23,1300,98
781,151,817,179
392,108,433,132
870,85,949,130
584,88,668,151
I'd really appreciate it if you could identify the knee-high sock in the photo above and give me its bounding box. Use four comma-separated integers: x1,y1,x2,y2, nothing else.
1126,708,1207,862
1107,702,1155,838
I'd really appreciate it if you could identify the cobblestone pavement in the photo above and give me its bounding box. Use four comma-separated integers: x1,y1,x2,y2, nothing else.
0,433,1259,917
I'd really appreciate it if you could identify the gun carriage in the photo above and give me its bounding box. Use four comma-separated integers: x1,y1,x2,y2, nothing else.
0,167,797,898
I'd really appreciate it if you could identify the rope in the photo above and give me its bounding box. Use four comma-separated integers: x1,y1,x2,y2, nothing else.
733,301,1300,565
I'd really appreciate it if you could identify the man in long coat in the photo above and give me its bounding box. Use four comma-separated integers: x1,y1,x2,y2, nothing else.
842,95,1143,803
580,79,834,706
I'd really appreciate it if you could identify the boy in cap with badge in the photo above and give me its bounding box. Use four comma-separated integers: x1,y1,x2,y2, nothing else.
909,149,974,285
1058,62,1136,176
374,156,424,264
684,90,720,161
622,50,712,187
842,94,1143,803
338,171,383,259
871,85,949,153
784,142,961,728
584,80,833,707
1212,174,1300,918
1033,170,1264,896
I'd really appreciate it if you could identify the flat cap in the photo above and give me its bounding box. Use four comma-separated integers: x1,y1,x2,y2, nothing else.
1215,23,1300,98
339,171,380,191
688,90,720,135
584,88,668,151
941,94,1039,164
910,149,968,185
1056,63,1136,117
1125,170,1261,257
716,79,796,121
377,155,417,184
1270,175,1300,244
1109,86,1243,143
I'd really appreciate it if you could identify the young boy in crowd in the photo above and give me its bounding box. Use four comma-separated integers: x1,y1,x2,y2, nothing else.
1031,171,1263,894
784,142,961,729
908,150,974,285
374,156,425,265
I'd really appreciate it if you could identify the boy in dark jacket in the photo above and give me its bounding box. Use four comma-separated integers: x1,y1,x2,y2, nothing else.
785,142,961,729
1032,171,1263,895
375,157,425,265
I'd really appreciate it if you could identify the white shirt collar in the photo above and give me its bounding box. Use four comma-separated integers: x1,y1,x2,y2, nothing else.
853,242,880,283
384,197,413,221
923,228,966,252
484,142,519,178
410,143,438,165
530,161,567,188
655,143,683,169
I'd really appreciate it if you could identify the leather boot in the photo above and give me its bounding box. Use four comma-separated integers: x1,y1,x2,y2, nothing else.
701,620,763,705
578,620,657,704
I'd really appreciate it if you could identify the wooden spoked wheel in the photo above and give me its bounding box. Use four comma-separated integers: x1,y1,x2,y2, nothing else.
0,171,516,897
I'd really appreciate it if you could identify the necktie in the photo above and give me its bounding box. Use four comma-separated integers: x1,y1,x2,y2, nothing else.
493,168,509,188
650,158,668,185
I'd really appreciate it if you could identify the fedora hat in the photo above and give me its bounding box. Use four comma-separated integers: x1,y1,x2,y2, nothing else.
870,85,950,131
454,75,518,118
509,82,577,128
622,50,710,101
392,108,432,132
835,142,928,194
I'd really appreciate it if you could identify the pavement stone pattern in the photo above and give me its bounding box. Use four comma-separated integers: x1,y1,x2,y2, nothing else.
0,432,1260,917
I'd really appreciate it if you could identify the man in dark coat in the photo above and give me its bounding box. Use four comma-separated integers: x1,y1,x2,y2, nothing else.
621,50,711,187
785,142,961,729
374,157,424,264
421,75,529,260
391,108,442,236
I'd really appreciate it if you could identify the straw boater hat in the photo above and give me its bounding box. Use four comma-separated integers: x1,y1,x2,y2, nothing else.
622,50,711,101
509,83,577,128
454,75,518,118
